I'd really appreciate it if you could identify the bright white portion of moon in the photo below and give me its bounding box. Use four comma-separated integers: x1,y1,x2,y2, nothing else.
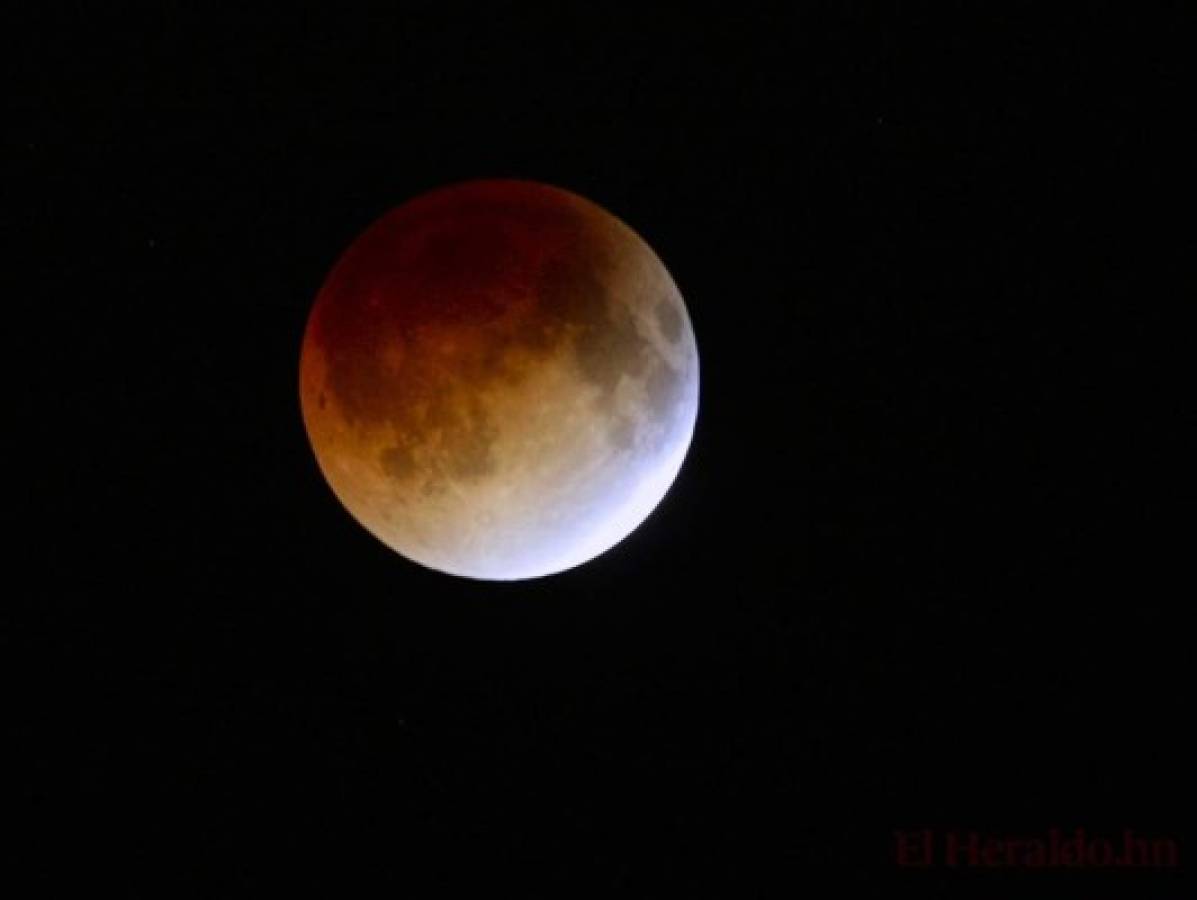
299,180,699,580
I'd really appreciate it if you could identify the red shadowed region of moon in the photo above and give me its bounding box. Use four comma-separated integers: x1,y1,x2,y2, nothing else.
299,180,699,580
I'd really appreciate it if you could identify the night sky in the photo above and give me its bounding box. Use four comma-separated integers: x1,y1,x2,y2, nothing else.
14,5,1186,895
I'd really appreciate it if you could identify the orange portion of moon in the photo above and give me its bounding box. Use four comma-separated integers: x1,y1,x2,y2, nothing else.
299,180,699,580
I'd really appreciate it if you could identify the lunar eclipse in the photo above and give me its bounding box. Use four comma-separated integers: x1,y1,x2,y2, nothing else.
299,180,699,580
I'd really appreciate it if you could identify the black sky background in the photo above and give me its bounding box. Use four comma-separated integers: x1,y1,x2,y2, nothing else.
12,4,1188,895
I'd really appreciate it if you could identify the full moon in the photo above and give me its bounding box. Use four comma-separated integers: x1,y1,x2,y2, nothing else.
299,180,699,580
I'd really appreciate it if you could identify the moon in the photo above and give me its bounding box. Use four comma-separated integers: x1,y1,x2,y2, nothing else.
299,179,699,580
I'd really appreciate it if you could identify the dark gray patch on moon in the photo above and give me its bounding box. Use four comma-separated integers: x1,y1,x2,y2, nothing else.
608,415,637,451
654,299,683,342
574,305,654,409
536,251,609,336
446,404,499,480
536,240,658,415
380,443,416,482
420,479,449,500
379,401,497,486
645,358,686,420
